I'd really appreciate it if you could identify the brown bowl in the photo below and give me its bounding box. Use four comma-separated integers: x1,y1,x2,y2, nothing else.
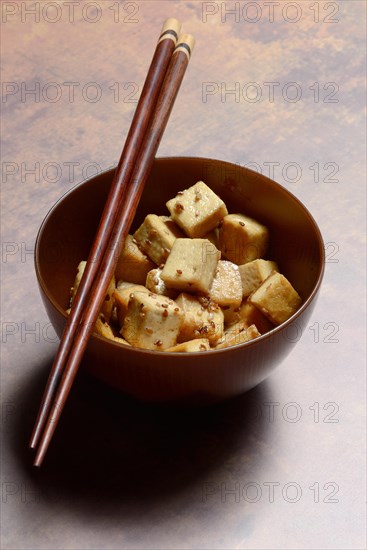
35,157,324,404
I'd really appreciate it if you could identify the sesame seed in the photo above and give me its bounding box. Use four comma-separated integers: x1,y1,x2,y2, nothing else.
176,269,182,275
154,339,163,346
162,309,168,318
239,221,245,226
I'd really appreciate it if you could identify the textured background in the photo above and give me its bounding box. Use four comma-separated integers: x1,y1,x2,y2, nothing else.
1,1,366,549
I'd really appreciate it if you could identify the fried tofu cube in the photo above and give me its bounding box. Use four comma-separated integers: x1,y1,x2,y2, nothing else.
203,227,220,249
133,214,183,265
218,214,269,265
215,323,261,349
239,259,278,297
70,261,86,303
67,310,120,343
114,336,131,346
161,238,220,294
224,300,274,333
94,316,116,341
249,272,302,325
103,275,116,322
113,283,150,327
220,304,240,325
121,292,184,350
71,261,115,322
175,293,224,345
115,234,155,285
209,260,242,308
146,268,178,299
167,338,210,352
166,181,228,238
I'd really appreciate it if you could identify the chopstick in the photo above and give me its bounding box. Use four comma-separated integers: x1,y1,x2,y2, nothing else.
33,32,195,467
29,18,182,452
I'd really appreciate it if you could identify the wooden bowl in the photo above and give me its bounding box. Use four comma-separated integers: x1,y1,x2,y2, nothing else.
35,157,325,404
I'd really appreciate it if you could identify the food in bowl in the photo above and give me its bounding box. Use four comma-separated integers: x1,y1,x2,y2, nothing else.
69,180,302,351
36,158,324,402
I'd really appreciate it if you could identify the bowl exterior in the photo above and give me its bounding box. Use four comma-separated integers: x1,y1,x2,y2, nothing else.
35,157,324,403
40,294,319,404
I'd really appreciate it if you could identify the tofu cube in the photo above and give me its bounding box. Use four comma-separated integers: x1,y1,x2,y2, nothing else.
161,238,220,294
249,272,302,325
121,292,184,350
218,214,269,265
146,267,178,299
133,214,183,265
103,275,116,322
70,261,87,303
220,304,241,325
166,181,228,238
94,316,116,341
113,283,149,327
203,227,220,249
115,234,155,285
215,323,261,349
114,336,131,346
71,310,130,346
175,293,224,345
167,338,210,352
239,259,278,297
209,260,242,308
224,300,274,333
71,261,115,322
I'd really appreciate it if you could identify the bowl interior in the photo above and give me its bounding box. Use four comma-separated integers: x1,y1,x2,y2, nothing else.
36,157,324,319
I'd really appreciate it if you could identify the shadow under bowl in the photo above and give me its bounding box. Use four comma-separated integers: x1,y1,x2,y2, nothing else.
35,157,325,404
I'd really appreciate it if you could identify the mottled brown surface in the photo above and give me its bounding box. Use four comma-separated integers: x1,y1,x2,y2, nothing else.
1,1,366,549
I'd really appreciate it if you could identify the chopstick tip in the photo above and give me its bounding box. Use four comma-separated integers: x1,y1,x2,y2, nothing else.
33,454,44,468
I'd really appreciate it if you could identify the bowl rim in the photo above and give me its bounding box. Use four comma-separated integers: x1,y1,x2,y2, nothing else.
35,156,325,356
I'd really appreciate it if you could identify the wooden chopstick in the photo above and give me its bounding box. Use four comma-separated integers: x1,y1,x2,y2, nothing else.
33,33,195,467
29,18,182,452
